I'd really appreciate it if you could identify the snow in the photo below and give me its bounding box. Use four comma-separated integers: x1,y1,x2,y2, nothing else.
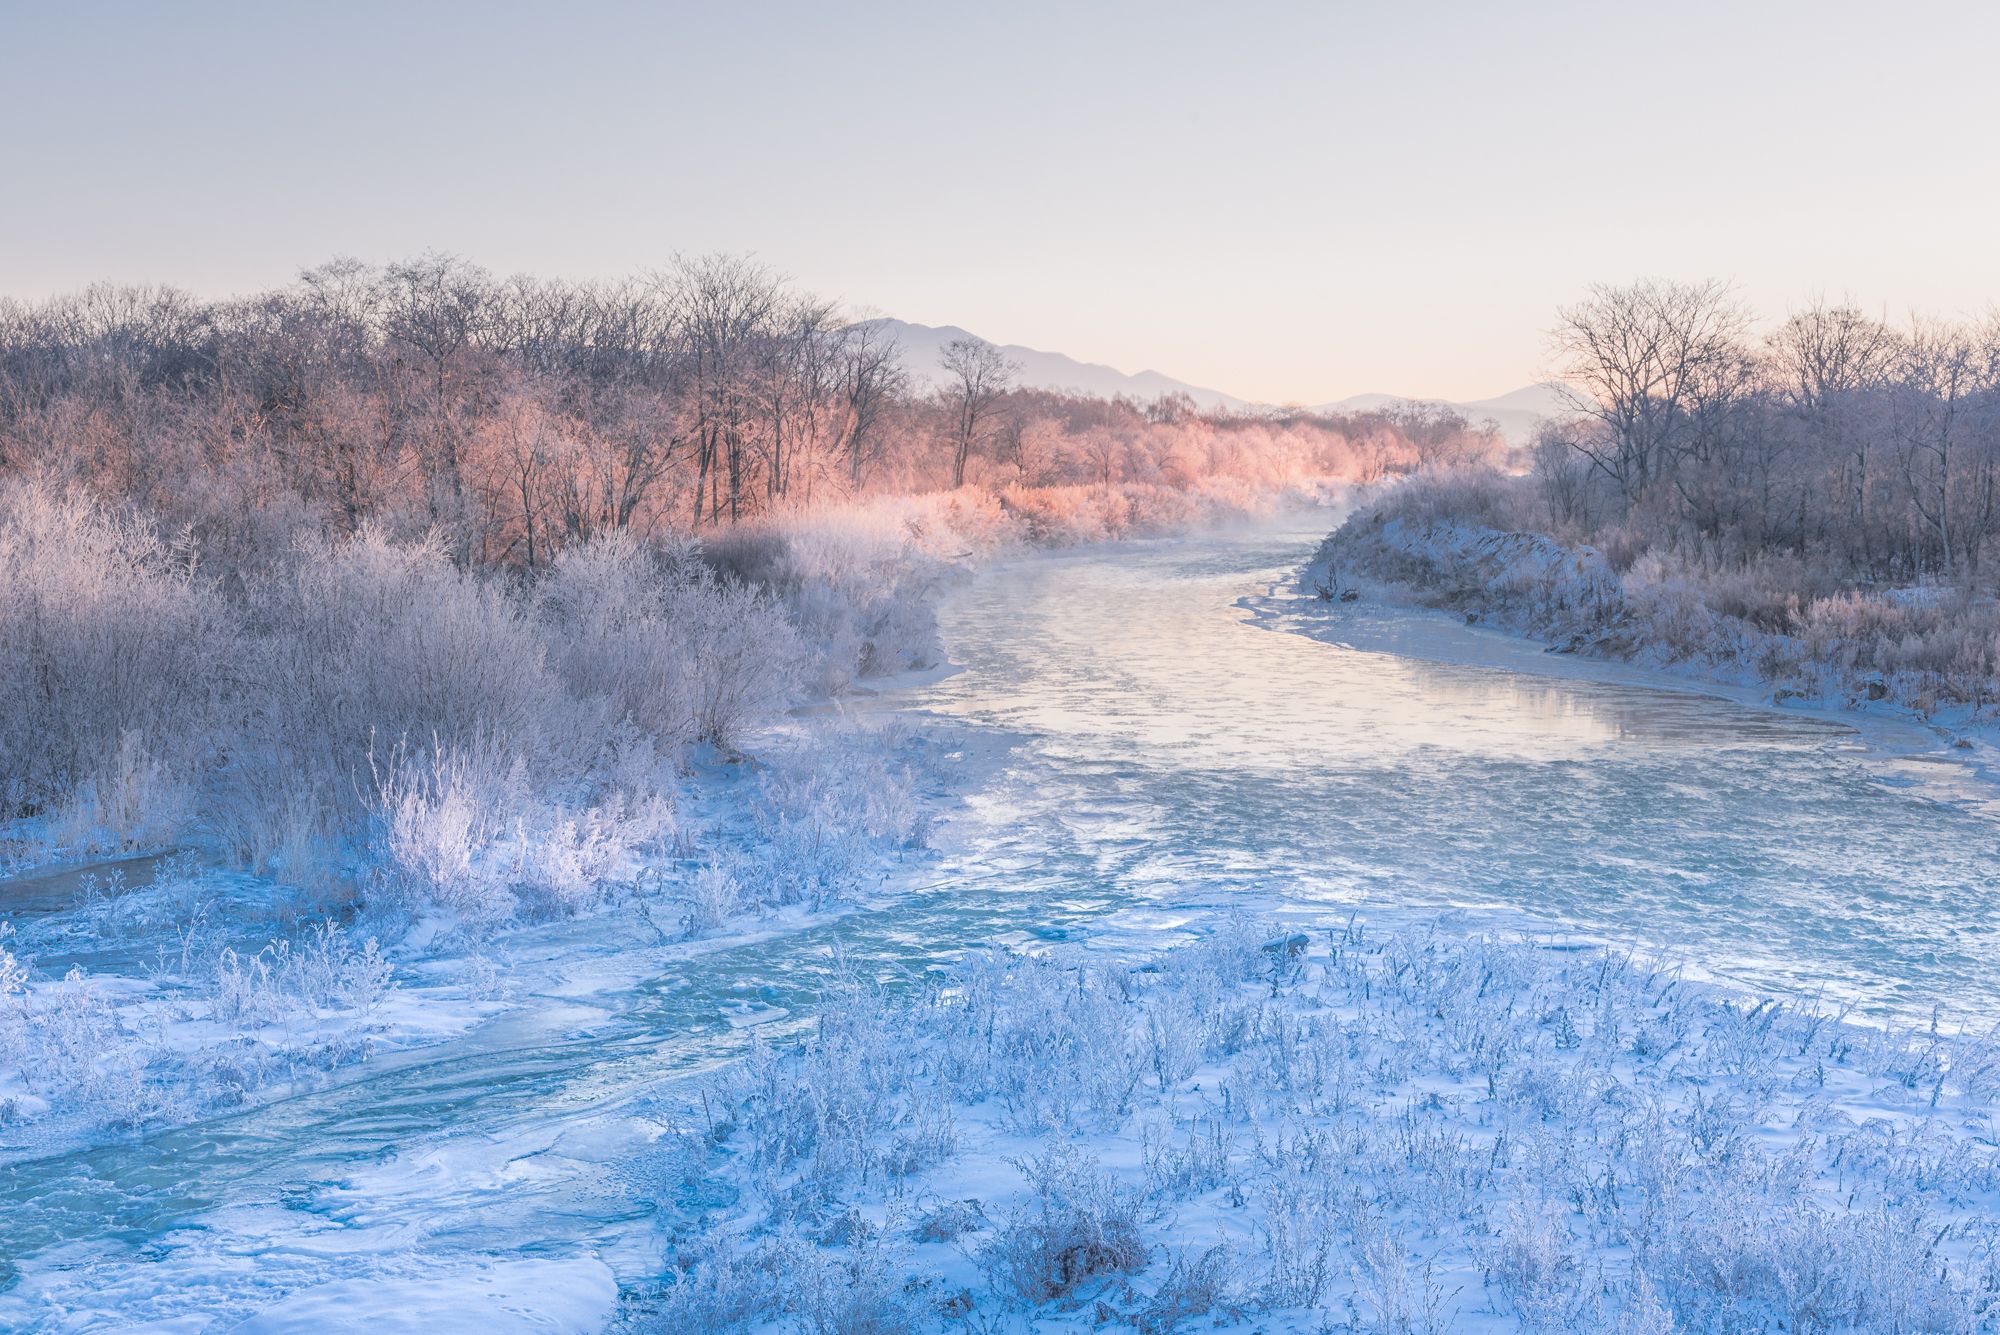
653,918,2000,1331
215,1258,616,1335
7,522,2000,1332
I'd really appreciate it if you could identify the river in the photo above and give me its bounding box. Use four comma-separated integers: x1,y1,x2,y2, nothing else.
3,521,1996,1328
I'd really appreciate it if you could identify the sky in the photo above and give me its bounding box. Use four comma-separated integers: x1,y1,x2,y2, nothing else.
2,0,1997,403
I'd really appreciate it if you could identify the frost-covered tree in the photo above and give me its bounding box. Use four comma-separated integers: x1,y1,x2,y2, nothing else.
937,335,1017,488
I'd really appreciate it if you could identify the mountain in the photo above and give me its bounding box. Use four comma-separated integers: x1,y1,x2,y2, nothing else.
864,318,1567,443
862,318,1253,412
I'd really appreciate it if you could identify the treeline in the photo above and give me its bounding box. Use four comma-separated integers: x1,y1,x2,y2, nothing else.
1534,280,2000,585
0,254,1496,577
0,253,1508,903
1321,281,2000,722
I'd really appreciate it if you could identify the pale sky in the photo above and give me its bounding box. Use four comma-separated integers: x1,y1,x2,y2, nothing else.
3,0,1996,402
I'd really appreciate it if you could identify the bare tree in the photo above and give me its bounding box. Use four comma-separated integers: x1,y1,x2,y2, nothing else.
1530,420,1595,531
1665,334,1763,543
1765,303,1898,569
938,336,1016,488
1081,428,1128,490
1551,279,1750,506
1385,401,1494,472
836,322,906,490
1893,319,1986,576
487,378,557,568
376,252,500,554
669,254,784,525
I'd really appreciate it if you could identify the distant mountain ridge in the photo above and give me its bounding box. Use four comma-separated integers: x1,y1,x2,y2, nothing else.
860,318,1254,413
862,318,1568,443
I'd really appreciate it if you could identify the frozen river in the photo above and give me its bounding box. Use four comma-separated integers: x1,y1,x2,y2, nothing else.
4,522,1997,1328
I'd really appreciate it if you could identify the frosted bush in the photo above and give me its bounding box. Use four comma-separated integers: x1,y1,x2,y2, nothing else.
46,728,198,855
1258,1159,1341,1307
995,482,1123,545
211,921,393,1024
278,920,394,1014
0,926,24,999
280,528,567,752
108,521,737,909
1134,1244,1238,1334
369,740,670,924
211,526,580,888
1348,1234,1459,1335
644,1232,933,1335
727,733,932,915
984,1140,1147,1303
721,998,922,1197
994,960,1144,1133
0,483,233,848
647,1232,788,1331
750,803,869,910
758,732,932,849
703,516,937,695
1484,1200,1588,1330
508,792,673,918
0,926,27,1087
537,530,799,753
10,966,125,1106
783,1241,932,1335
685,591,807,752
676,859,742,937
372,741,515,923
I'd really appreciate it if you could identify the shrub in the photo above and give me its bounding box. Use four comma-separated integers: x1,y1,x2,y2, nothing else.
537,530,705,753
541,529,807,753
985,1141,1147,1303
214,526,581,890
211,920,394,1024
676,858,742,937
371,740,516,924
0,483,234,847
704,516,937,695
1135,1244,1238,1334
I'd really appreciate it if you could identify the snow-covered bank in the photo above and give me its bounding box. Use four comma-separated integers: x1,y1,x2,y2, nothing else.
0,716,955,1160
219,1258,618,1335
643,915,2000,1333
1298,506,2000,792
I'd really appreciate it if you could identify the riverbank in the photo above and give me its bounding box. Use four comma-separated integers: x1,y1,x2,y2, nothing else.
0,720,956,1157
645,911,2000,1334
1291,507,2000,800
